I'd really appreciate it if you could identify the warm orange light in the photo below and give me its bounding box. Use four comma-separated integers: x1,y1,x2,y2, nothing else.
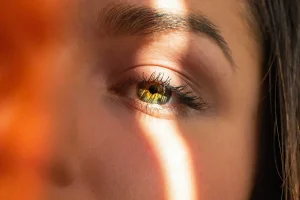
140,117,197,200
0,1,69,199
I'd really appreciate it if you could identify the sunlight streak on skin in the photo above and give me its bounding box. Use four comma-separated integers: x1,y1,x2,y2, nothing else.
151,0,188,14
138,1,196,198
140,117,197,200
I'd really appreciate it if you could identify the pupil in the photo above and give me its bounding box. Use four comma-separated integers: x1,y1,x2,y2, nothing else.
149,85,159,94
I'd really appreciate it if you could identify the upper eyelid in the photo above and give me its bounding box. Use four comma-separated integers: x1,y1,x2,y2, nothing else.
107,66,202,94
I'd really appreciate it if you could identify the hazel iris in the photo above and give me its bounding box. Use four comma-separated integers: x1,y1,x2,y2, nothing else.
137,81,172,104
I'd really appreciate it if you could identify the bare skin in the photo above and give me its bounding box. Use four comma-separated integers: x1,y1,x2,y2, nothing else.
0,0,262,200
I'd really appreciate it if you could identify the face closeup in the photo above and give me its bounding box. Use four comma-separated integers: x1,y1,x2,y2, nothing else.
1,0,263,200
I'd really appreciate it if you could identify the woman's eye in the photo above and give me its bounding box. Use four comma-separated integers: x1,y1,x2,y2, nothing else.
109,71,210,119
137,81,172,105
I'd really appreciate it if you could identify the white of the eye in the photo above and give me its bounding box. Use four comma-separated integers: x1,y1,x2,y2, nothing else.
167,91,181,104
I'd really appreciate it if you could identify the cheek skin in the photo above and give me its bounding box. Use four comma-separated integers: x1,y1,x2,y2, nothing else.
75,67,258,200
180,120,258,200
75,89,258,200
73,83,166,200
138,117,198,200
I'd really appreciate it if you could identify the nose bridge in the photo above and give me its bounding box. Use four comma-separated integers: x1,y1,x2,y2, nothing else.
9,49,59,158
0,41,63,200
0,2,78,199
0,28,68,200
0,0,74,165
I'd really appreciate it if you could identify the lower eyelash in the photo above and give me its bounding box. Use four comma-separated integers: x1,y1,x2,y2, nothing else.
167,85,209,110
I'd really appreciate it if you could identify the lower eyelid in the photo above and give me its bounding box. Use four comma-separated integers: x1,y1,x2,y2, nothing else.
118,96,190,119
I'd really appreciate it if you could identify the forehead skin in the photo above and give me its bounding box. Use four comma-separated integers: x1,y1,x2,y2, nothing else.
0,0,263,200
79,0,261,63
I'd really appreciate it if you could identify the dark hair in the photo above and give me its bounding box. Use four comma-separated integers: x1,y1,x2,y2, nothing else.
250,1,300,199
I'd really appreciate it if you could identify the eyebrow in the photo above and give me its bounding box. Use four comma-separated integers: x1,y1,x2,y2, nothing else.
99,4,234,65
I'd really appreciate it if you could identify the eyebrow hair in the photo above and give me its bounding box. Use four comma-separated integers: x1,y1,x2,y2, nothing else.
99,4,234,64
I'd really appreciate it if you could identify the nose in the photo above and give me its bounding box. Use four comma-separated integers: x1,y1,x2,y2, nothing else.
0,2,75,200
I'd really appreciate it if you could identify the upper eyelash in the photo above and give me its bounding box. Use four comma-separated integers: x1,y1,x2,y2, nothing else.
169,85,206,109
141,71,172,86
